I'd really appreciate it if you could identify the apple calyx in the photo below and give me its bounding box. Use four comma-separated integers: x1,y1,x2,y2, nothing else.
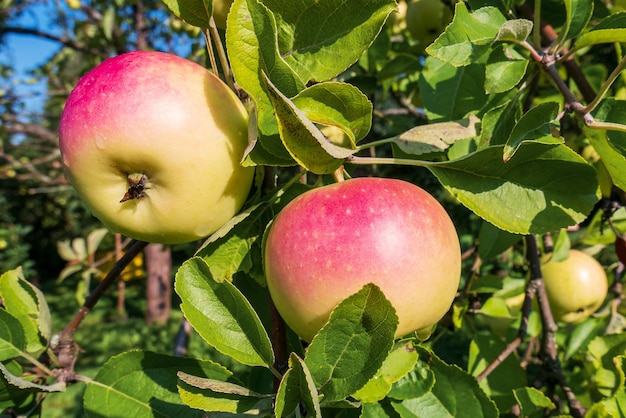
120,173,149,203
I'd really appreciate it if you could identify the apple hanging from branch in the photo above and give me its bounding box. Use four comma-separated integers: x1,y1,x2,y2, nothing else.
263,177,462,342
58,51,254,244
541,249,609,324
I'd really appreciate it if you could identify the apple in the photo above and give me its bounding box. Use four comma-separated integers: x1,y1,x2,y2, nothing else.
263,177,462,342
405,0,453,53
542,249,609,324
212,0,234,29
387,0,409,33
58,51,254,244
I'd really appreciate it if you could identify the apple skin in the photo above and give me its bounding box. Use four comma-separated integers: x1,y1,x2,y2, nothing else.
264,177,462,342
59,51,254,244
542,249,609,324
405,0,452,53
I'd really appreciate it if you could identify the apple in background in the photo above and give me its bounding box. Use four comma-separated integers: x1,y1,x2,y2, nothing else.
406,0,453,53
58,51,254,244
542,249,609,324
387,0,409,33
264,177,462,342
212,0,234,29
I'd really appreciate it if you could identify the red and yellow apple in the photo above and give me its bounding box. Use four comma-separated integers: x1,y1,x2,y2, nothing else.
58,51,254,244
263,177,461,342
542,249,609,324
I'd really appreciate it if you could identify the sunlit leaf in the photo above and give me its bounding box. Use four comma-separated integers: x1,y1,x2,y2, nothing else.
275,353,321,418
161,0,211,28
503,101,561,162
262,72,355,174
0,268,50,355
429,142,599,234
426,3,507,67
304,284,397,402
177,371,272,414
391,115,480,156
175,257,274,368
84,350,232,417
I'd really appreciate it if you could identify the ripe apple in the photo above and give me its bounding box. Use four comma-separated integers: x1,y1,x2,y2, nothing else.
542,249,609,324
405,0,453,53
58,51,254,244
263,177,462,342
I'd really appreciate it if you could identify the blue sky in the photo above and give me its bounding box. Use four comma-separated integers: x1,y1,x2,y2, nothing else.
2,3,62,113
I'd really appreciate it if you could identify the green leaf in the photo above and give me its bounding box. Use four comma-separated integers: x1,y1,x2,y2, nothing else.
586,355,626,418
419,58,488,122
304,284,398,402
426,3,507,67
0,268,50,355
557,0,594,44
494,19,533,43
485,44,528,94
480,99,522,147
503,102,561,162
161,0,211,28
573,12,626,52
262,72,355,174
478,221,521,260
564,317,607,360
84,350,232,418
390,346,499,417
0,360,29,408
195,181,309,286
0,310,25,362
175,257,274,368
513,387,556,417
0,361,65,393
387,347,435,400
588,334,626,397
194,202,265,283
275,353,322,418
292,81,373,147
226,0,304,166
391,115,480,156
429,142,599,234
353,340,419,403
468,334,526,412
263,0,396,83
177,371,272,414
587,98,626,191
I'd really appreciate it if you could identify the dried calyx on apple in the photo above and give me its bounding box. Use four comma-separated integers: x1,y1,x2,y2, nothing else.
120,173,149,203
263,177,462,342
58,51,254,244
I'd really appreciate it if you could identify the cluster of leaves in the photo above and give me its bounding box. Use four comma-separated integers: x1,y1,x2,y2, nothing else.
4,0,626,416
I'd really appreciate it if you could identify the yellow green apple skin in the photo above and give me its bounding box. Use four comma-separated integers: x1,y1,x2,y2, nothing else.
406,0,452,53
263,178,462,342
58,51,254,244
542,250,609,324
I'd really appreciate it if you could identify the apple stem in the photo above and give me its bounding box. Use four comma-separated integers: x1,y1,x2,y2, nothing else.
346,155,431,168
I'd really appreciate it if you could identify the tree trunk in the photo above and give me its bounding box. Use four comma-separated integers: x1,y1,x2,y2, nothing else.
144,243,172,325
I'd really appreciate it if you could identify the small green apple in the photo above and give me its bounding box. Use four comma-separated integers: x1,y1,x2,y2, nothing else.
405,0,452,53
58,51,254,244
542,249,609,324
212,0,234,29
264,177,462,342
